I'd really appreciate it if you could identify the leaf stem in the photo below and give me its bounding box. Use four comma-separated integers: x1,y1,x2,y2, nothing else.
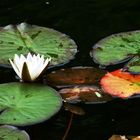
62,113,74,140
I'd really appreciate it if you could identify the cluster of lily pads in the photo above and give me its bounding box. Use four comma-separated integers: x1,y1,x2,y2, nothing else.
0,23,140,139
91,31,140,98
0,22,76,140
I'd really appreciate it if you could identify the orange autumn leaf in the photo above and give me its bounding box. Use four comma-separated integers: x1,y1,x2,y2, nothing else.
111,69,140,82
100,69,140,98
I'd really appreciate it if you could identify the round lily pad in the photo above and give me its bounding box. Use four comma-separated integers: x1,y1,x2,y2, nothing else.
0,23,77,65
90,31,140,68
0,82,62,126
0,125,30,140
46,67,106,88
100,69,140,98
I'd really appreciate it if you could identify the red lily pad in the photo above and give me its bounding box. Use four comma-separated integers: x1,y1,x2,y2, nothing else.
110,69,140,82
100,69,140,98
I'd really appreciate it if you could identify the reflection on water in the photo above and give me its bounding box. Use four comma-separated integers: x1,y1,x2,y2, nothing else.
0,0,140,139
23,99,140,140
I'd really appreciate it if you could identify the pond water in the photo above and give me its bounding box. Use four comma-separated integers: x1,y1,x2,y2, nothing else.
1,0,140,139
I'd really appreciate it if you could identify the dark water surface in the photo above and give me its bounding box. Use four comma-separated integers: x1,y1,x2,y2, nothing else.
1,0,140,139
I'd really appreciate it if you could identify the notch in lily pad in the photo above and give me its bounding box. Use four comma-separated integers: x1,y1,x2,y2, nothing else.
0,22,77,66
0,82,62,126
90,31,140,73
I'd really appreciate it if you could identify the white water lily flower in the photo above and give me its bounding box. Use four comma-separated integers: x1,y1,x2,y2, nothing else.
9,53,51,82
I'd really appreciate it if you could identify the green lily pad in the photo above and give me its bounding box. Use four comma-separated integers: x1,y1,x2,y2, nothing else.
0,82,62,126
124,56,140,74
91,31,140,67
0,23,77,65
0,125,30,140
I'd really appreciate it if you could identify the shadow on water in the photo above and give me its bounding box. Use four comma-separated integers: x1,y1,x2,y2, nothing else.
21,98,140,140
1,0,140,139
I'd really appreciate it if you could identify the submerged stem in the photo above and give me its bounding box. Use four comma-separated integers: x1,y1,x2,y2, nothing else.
62,113,74,140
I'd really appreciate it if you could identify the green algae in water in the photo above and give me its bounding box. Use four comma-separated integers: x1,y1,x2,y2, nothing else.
0,23,77,65
0,82,62,126
91,31,140,73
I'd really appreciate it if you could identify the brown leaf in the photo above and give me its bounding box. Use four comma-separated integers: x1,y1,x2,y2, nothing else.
46,67,105,88
64,103,85,115
132,136,140,140
109,135,128,140
59,85,112,103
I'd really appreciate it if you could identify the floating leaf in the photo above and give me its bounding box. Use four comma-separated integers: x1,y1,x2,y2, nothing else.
0,82,62,126
109,135,140,140
109,69,140,82
0,23,77,65
127,136,140,140
0,125,30,140
46,67,105,88
100,69,140,98
132,136,140,140
59,85,112,103
124,56,140,74
64,103,85,115
91,31,140,68
109,135,128,140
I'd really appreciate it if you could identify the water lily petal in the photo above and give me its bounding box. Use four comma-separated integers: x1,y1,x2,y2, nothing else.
26,53,33,62
31,57,51,80
19,54,26,62
13,54,23,73
9,59,21,78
